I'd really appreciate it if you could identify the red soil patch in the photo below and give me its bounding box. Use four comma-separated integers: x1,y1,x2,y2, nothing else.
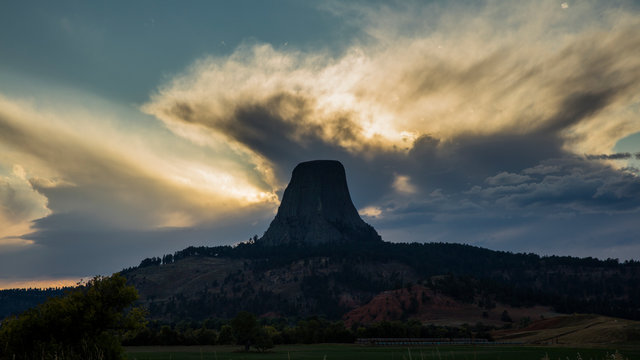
343,285,558,328
343,285,471,327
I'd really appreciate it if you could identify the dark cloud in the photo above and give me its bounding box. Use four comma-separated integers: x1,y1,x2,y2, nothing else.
362,153,640,260
484,172,532,186
158,90,401,205
402,132,565,193
586,153,633,160
539,90,621,135
472,157,640,213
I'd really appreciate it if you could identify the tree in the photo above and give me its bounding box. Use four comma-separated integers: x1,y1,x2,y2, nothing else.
229,311,275,352
231,311,258,351
217,325,235,345
501,310,513,323
253,327,274,352
0,274,145,360
193,327,218,345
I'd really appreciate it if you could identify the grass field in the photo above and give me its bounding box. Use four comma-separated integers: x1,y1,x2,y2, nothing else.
124,344,640,360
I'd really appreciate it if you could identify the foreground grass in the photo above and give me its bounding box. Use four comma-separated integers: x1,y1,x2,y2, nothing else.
125,344,640,360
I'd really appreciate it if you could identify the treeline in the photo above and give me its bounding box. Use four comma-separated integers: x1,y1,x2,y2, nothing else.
130,241,640,276
430,274,640,320
122,312,494,347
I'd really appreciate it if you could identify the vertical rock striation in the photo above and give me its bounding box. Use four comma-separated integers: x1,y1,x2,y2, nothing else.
259,160,382,246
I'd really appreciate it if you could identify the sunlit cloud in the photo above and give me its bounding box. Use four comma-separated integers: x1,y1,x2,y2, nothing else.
0,93,278,236
359,206,383,219
0,164,50,242
145,0,640,168
392,175,418,195
135,0,640,260
0,277,84,290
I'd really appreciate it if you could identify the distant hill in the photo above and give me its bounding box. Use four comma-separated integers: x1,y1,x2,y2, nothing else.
121,241,640,323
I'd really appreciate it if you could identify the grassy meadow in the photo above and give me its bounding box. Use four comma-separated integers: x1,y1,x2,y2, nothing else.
125,344,640,360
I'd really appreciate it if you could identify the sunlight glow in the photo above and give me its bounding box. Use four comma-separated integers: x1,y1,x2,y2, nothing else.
0,277,83,290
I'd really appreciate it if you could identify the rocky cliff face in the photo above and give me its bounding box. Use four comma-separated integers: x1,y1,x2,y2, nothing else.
259,160,382,246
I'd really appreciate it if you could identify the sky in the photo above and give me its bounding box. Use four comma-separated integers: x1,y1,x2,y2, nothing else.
1,0,640,288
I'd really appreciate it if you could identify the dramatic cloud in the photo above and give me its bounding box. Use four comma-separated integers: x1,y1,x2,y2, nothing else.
129,0,640,268
0,93,279,280
138,0,640,258
0,94,278,233
371,155,640,259
475,157,640,213
146,1,640,165
143,0,640,211
2,0,640,285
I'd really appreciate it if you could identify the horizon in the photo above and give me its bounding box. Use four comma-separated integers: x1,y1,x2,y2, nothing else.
2,0,640,289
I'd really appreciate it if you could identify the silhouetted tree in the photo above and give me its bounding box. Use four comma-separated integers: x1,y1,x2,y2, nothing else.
501,310,513,323
0,274,145,360
217,325,235,345
231,311,258,351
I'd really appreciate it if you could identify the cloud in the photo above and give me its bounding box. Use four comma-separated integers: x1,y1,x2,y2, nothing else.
359,206,382,218
392,175,417,194
145,1,640,168
485,172,532,186
0,213,272,281
139,0,640,259
0,94,278,232
0,165,50,243
586,153,633,160
358,151,640,261
384,155,640,221
0,85,290,279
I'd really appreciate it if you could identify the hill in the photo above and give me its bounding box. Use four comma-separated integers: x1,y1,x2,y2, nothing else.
121,241,640,323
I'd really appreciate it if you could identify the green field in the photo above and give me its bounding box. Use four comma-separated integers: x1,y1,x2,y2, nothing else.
125,344,640,360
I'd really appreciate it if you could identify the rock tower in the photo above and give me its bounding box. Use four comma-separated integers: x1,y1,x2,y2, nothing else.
259,160,382,246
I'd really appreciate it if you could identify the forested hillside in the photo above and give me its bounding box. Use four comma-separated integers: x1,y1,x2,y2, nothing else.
121,241,640,322
3,241,638,323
